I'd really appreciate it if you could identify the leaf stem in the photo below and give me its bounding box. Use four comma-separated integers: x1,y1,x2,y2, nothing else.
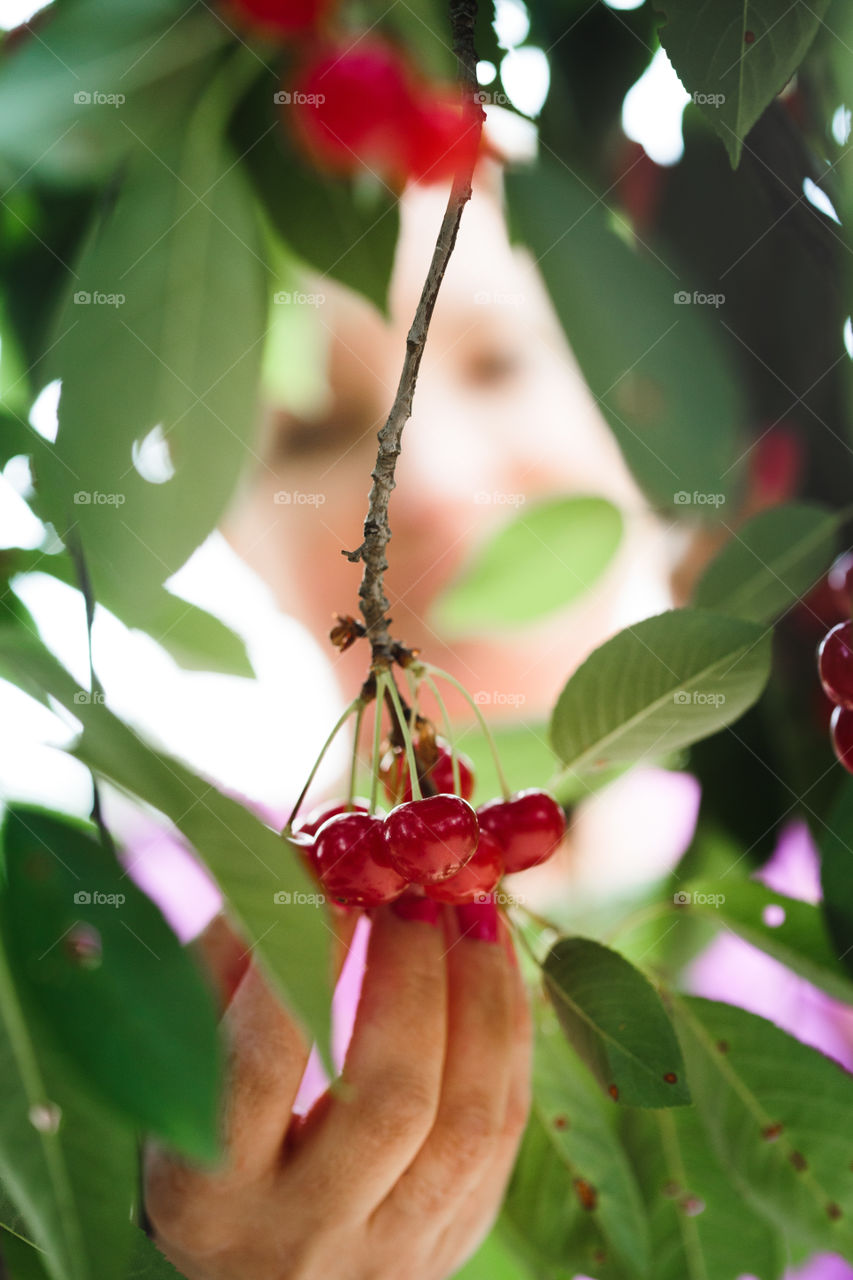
424,663,511,798
370,672,387,814
424,674,461,795
384,673,422,801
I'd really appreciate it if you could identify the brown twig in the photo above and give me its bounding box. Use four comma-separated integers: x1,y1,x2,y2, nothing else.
342,0,484,663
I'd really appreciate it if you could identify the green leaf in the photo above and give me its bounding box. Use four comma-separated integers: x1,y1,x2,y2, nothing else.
655,0,832,167
40,61,267,629
0,927,136,1280
501,1110,585,1276
0,631,333,1060
232,74,399,314
818,776,853,979
1,1225,51,1280
433,496,623,633
134,593,253,679
548,606,773,773
453,1230,535,1280
2,807,223,1162
674,996,853,1253
534,1016,650,1270
676,878,853,1005
543,937,690,1108
506,162,743,514
0,0,229,184
622,1105,785,1280
550,608,773,775
693,503,840,623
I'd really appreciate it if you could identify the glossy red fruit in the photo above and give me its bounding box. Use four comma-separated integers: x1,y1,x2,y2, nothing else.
290,43,418,181
224,0,332,37
831,705,853,774
477,789,566,874
818,622,853,709
380,740,475,804
384,795,479,884
828,551,853,615
747,423,801,510
314,813,407,907
405,95,481,183
425,831,503,904
293,797,370,839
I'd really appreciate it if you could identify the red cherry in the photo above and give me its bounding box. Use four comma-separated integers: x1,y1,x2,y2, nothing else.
380,740,475,804
383,795,479,884
425,831,503,904
292,797,370,838
477,789,566,874
746,424,801,510
314,813,407,907
290,43,419,182
818,622,853,709
224,0,332,37
831,705,853,774
405,96,481,184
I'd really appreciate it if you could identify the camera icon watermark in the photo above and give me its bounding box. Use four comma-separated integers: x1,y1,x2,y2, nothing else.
473,289,524,307
273,490,326,506
273,290,325,307
673,491,726,508
73,889,125,907
274,90,325,105
73,490,126,506
472,89,511,106
673,690,726,708
473,690,526,708
673,289,725,308
473,491,526,507
73,90,125,108
673,890,725,907
73,290,125,307
273,890,326,906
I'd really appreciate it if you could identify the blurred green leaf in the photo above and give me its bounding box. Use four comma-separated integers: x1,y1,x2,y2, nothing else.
622,1104,785,1280
506,161,743,514
656,0,831,166
0,927,136,1280
818,776,853,980
232,74,399,314
1,1224,51,1280
433,496,623,633
534,1015,650,1270
453,1229,535,1280
550,609,773,775
136,593,253,678
674,996,853,1252
0,631,333,1061
0,0,229,185
693,503,840,623
501,1110,585,1277
677,877,853,1004
0,1213,188,1280
40,59,267,629
543,937,690,1107
2,807,223,1161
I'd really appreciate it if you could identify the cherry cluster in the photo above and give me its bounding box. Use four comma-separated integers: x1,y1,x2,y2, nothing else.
818,618,853,773
225,0,481,186
290,736,566,908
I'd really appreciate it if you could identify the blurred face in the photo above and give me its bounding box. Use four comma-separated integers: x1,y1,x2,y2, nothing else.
224,169,674,715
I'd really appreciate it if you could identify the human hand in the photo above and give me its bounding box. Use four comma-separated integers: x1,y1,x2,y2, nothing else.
144,898,531,1280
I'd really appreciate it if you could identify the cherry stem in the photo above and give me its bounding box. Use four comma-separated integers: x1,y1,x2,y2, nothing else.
384,673,423,801
369,671,387,815
423,674,461,796
348,701,365,808
423,663,510,799
284,697,363,832
340,0,484,662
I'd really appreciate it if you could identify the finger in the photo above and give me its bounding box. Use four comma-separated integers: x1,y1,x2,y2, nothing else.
220,960,312,1176
192,912,252,1012
434,932,533,1271
286,897,449,1217
379,900,516,1227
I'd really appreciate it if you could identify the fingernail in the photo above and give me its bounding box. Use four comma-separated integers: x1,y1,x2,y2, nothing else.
392,895,441,927
456,899,500,944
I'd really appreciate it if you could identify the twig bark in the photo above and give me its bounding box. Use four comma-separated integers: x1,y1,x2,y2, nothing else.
342,0,484,663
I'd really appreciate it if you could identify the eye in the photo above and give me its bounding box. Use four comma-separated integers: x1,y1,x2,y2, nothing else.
270,405,377,460
461,346,523,389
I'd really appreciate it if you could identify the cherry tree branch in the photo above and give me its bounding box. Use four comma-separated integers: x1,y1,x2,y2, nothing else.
343,0,484,663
